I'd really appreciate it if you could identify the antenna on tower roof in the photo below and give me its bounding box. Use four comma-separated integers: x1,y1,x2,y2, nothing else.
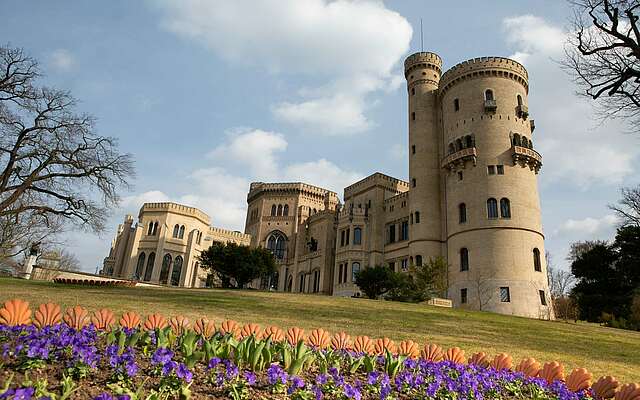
420,18,424,52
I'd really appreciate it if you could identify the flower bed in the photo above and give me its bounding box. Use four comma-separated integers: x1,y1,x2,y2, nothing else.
0,299,638,400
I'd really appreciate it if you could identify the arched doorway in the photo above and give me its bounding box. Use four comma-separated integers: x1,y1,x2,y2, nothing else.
160,254,172,284
171,255,183,286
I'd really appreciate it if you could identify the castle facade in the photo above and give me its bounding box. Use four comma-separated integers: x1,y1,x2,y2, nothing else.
104,52,552,319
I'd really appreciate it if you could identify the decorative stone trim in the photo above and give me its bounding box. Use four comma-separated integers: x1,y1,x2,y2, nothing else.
512,145,543,173
441,147,478,170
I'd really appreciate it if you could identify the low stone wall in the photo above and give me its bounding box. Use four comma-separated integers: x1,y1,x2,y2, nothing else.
29,267,159,287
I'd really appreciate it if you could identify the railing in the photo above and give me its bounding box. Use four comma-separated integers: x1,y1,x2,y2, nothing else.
484,99,497,112
512,145,543,173
516,104,529,119
441,147,477,170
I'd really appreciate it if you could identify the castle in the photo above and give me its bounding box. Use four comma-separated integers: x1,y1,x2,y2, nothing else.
104,52,552,319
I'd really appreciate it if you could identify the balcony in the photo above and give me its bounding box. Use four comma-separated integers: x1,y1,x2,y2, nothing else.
441,147,477,171
484,99,497,112
512,145,542,173
516,104,529,119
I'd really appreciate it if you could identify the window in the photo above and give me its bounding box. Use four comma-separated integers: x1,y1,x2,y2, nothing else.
271,204,277,216
343,263,348,283
500,287,511,302
411,112,416,120
267,231,287,260
415,211,420,223
461,288,468,304
160,254,172,284
352,262,361,282
135,252,146,280
485,89,494,101
345,228,350,245
449,143,455,154
411,145,416,154
500,198,511,218
178,225,185,239
388,261,395,271
277,204,283,216
454,98,460,111
517,94,523,106
401,258,409,272
539,290,547,305
458,171,463,181
488,165,496,175
283,204,289,216
299,274,305,293
338,264,343,284
465,135,473,148
411,87,415,95
533,248,542,272
313,270,320,293
172,224,179,238
497,165,504,175
415,255,423,266
147,222,153,235
388,224,396,243
400,220,409,241
412,178,416,188
340,230,345,247
459,203,467,224
152,222,158,235
353,227,362,245
171,256,183,286
487,198,498,219
460,248,469,271
143,252,155,282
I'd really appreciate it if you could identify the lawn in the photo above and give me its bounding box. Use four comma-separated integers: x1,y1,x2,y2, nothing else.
1,277,639,383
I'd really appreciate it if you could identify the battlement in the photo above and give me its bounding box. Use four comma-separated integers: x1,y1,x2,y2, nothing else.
440,56,529,96
344,172,409,199
140,202,211,225
248,181,336,202
404,52,443,78
207,226,251,244
384,191,409,205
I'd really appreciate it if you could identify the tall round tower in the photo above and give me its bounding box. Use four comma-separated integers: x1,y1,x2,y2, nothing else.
404,52,445,266
439,57,552,318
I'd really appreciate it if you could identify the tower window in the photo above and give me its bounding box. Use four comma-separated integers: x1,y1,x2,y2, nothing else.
340,230,345,247
400,220,409,241
454,98,460,111
488,165,496,175
533,248,542,272
487,198,498,219
416,255,423,266
500,287,511,302
411,145,416,154
517,94,523,106
459,203,467,224
388,224,396,243
401,258,409,271
500,198,511,218
353,227,362,245
539,290,547,306
411,87,415,95
461,288,468,304
485,89,494,101
412,178,416,187
458,171,463,181
271,204,277,216
497,165,504,175
411,112,416,121
415,211,420,223
460,248,469,271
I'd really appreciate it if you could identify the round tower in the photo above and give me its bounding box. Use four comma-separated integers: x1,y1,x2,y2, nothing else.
404,52,445,267
439,57,552,318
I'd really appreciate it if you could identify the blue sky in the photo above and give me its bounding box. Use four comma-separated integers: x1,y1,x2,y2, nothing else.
3,1,639,272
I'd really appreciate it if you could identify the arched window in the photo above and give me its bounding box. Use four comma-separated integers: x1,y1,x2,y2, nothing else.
521,137,529,148
172,224,179,238
299,273,305,293
454,98,460,111
266,231,287,260
287,275,293,292
533,248,542,272
160,253,172,284
455,138,463,151
415,211,420,223
485,89,494,101
517,94,523,106
487,198,498,219
351,262,361,282
171,256,183,286
135,252,146,279
459,203,467,224
460,248,469,271
500,198,511,218
448,143,455,154
277,204,283,216
271,204,277,216
465,135,473,148
178,225,185,239
191,262,199,287
152,222,159,235
143,252,155,282
512,133,521,147
313,208,317,214
147,222,153,235
416,255,423,267
283,204,289,216
353,227,362,245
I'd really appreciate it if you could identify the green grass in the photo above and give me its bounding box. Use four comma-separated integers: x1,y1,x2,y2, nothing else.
1,277,639,383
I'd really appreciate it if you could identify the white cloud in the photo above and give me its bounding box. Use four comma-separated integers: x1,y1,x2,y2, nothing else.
120,190,170,209
283,158,363,195
554,214,619,237
155,0,412,135
208,129,287,178
49,49,75,71
502,15,639,189
389,143,406,160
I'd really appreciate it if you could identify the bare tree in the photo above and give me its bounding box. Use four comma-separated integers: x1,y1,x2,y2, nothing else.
547,265,577,299
0,45,134,258
566,239,609,263
564,0,640,131
470,269,498,311
609,185,640,226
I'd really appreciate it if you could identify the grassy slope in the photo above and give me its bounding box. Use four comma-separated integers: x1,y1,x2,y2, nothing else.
1,277,638,382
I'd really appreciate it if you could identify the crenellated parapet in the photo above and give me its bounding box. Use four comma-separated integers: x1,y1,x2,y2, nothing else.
140,202,211,225
207,226,251,245
404,52,442,77
248,182,336,202
439,57,529,97
344,172,409,199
